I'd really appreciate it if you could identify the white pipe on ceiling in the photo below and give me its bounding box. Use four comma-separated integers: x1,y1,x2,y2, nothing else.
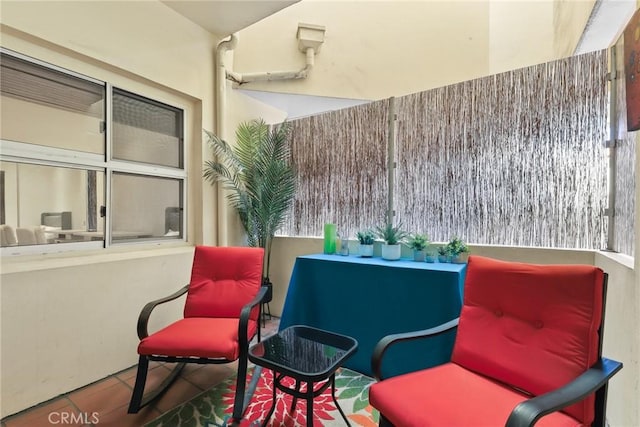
226,47,316,84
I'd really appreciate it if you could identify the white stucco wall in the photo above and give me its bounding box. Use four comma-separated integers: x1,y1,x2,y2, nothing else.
0,247,195,417
228,0,594,101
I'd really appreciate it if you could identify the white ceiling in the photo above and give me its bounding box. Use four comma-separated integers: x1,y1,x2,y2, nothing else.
238,89,371,119
575,0,636,55
161,0,299,37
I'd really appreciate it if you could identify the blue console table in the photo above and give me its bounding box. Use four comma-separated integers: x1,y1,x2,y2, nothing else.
279,254,467,378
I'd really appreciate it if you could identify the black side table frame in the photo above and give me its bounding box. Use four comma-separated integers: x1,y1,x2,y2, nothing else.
261,371,350,427
248,325,358,427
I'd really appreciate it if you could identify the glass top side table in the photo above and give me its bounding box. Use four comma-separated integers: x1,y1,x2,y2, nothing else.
248,325,358,426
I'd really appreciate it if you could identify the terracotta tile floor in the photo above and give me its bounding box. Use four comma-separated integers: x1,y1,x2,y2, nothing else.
1,316,280,427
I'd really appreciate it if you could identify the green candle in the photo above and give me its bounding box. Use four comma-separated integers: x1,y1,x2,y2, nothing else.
324,223,336,254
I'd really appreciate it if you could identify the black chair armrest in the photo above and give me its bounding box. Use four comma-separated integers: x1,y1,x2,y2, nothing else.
372,317,459,381
506,358,623,427
238,286,269,348
137,284,189,340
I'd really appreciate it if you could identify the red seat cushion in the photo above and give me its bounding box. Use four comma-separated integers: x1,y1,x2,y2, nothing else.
451,256,603,424
138,317,258,360
369,363,582,427
184,246,264,320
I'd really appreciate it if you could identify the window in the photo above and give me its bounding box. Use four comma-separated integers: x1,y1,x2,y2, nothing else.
112,88,183,168
109,88,185,244
0,49,186,254
0,51,105,154
111,173,183,241
0,161,105,247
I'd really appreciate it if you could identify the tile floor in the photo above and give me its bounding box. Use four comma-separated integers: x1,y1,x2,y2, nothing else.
1,316,280,427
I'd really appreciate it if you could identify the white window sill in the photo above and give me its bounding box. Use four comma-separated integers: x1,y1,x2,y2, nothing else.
0,242,194,274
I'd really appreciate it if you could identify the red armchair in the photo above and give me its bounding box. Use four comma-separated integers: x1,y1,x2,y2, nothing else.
128,246,267,424
370,255,622,427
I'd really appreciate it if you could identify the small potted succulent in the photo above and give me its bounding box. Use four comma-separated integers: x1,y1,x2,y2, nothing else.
447,236,469,264
356,229,376,257
376,222,409,261
425,248,438,263
437,245,452,263
407,233,430,262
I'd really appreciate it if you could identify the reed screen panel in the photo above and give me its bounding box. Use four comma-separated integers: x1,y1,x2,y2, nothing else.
282,100,390,238
283,50,613,251
395,50,609,249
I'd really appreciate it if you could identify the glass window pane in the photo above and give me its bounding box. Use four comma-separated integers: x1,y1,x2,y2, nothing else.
0,161,105,246
112,89,183,168
111,173,183,242
0,52,105,154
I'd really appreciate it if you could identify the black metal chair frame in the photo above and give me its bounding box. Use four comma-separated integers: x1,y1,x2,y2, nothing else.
371,275,623,427
261,279,273,328
128,284,269,424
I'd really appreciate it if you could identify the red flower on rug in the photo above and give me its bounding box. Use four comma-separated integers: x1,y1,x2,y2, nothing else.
221,368,341,426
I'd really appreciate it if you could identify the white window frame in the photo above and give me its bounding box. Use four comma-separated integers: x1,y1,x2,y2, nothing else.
0,48,187,256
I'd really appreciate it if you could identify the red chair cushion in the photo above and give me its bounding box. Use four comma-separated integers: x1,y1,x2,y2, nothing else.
451,256,603,424
184,246,264,320
369,362,581,427
138,317,258,360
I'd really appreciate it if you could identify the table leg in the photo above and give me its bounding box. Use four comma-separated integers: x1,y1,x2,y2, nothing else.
306,381,314,427
261,370,278,427
290,379,301,413
331,374,351,426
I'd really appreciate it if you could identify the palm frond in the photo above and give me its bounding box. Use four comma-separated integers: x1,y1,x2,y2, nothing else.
203,160,231,184
204,129,243,173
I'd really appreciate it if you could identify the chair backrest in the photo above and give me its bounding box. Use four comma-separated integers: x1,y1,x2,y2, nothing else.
0,225,18,246
16,227,38,245
452,255,604,425
34,226,47,244
184,246,264,320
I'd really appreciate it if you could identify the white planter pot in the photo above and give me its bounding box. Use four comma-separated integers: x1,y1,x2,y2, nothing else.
413,249,426,262
452,252,469,264
382,244,401,260
425,254,438,263
359,244,374,257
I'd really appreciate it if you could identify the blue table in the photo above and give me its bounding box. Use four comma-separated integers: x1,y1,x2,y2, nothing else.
279,254,467,378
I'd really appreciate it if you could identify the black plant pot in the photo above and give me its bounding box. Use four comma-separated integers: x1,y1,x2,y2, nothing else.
262,278,273,303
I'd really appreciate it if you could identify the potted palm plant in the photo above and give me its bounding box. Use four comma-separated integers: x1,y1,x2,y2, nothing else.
407,233,429,262
376,223,409,261
203,119,296,301
356,229,375,257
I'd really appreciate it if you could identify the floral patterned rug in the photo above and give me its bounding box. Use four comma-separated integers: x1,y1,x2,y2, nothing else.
146,367,378,427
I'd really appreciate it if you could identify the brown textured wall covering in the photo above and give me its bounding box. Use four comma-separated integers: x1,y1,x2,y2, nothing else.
395,50,608,249
284,50,614,251
282,100,390,237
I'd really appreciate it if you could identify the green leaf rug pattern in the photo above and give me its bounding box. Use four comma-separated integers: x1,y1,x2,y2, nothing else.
146,367,378,427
